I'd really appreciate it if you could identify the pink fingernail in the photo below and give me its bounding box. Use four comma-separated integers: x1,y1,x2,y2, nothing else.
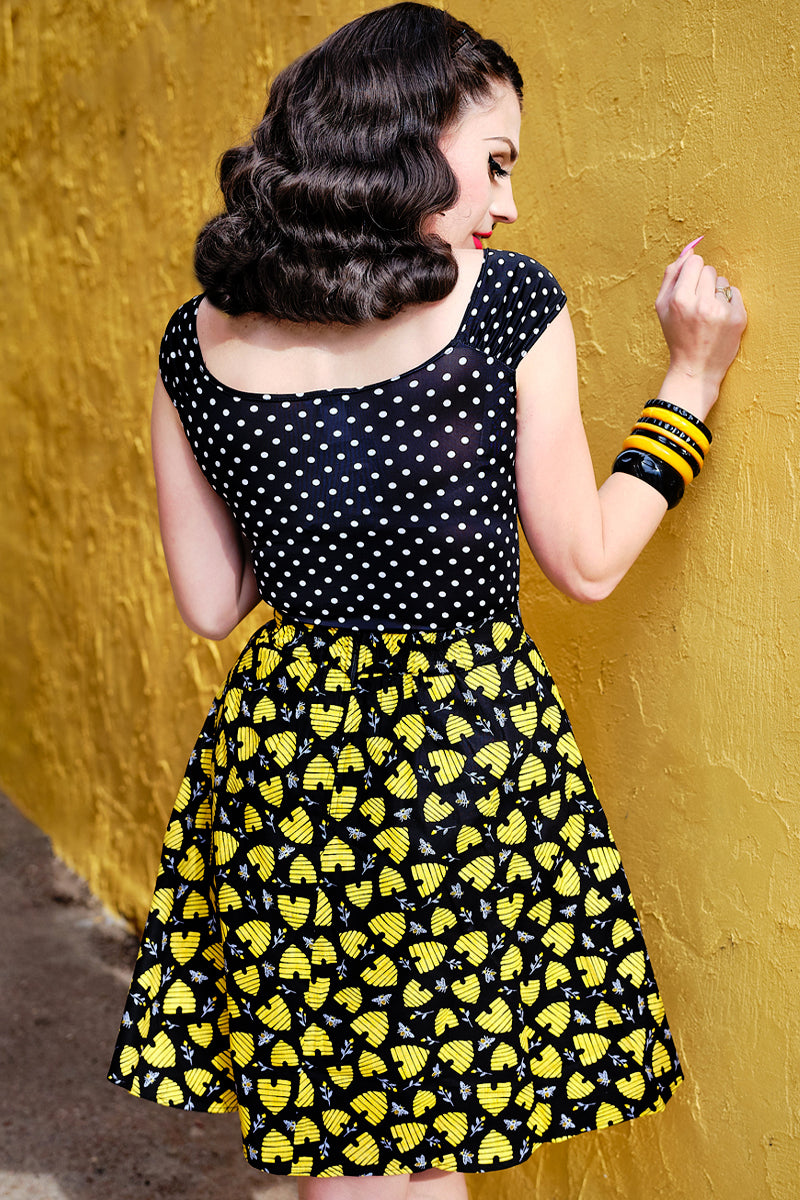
679,235,704,258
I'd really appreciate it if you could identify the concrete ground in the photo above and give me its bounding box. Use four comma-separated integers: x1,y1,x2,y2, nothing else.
0,791,297,1200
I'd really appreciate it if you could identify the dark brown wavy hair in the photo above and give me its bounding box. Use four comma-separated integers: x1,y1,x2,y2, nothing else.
194,2,523,325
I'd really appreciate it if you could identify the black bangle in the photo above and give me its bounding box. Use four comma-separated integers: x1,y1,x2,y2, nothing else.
629,428,701,477
612,448,685,508
633,416,705,461
647,399,712,444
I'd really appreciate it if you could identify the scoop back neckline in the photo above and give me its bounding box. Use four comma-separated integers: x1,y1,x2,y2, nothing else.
189,250,493,401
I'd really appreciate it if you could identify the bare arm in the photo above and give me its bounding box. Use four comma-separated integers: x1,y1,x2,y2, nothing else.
151,375,262,639
515,249,747,602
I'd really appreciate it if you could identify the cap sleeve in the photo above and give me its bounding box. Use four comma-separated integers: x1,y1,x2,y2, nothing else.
157,296,203,409
458,250,566,372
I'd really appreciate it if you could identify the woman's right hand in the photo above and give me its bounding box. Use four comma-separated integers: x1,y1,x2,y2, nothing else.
654,244,747,422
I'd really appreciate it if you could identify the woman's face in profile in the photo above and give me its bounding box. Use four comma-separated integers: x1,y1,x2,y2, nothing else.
432,83,521,250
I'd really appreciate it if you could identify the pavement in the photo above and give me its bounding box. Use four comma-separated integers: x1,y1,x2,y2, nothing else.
0,791,297,1200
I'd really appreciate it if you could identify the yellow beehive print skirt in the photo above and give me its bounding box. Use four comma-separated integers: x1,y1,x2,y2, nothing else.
108,610,682,1176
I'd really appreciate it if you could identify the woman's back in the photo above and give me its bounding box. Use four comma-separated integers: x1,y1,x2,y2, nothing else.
195,250,486,397
160,247,565,630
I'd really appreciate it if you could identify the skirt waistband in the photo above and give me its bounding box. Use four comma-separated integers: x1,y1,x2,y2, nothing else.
268,606,526,682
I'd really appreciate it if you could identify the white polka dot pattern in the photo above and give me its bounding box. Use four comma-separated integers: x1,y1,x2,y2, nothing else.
159,250,565,630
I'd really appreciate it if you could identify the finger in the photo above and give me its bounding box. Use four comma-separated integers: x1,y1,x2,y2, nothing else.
671,252,705,297
728,286,747,326
713,275,734,305
658,248,703,301
661,247,697,283
696,262,719,298
679,235,705,258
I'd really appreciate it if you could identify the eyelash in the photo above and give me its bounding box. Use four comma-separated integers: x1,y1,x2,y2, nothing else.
488,154,509,179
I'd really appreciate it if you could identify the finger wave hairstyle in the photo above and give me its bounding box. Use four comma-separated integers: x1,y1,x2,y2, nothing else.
194,2,523,325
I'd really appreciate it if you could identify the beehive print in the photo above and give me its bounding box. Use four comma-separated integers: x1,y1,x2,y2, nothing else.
109,611,681,1176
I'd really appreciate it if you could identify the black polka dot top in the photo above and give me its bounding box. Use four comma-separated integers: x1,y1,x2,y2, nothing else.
159,250,566,631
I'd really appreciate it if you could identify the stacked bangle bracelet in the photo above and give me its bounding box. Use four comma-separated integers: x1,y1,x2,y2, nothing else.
612,400,712,508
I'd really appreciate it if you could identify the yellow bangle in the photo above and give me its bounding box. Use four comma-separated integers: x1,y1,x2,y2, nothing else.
641,406,711,455
622,434,695,486
633,421,705,471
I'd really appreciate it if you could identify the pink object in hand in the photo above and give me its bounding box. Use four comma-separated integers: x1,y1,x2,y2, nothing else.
679,235,704,258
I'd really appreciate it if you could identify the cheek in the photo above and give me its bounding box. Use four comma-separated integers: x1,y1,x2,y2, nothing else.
456,164,488,208
424,157,489,242
443,149,488,214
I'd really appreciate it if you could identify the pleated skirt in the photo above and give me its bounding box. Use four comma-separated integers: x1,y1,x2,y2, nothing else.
108,608,682,1176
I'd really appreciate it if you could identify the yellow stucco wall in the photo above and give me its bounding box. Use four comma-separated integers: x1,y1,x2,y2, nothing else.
1,2,797,1197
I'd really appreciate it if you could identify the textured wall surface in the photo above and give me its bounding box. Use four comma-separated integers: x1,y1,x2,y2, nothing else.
1,1,798,1198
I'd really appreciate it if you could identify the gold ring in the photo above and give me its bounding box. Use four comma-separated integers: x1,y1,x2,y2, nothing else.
716,285,733,302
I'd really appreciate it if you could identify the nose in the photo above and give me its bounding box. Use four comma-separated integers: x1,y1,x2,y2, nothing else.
491,179,517,226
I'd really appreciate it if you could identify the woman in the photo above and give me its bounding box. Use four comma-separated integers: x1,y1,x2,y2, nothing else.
108,4,746,1198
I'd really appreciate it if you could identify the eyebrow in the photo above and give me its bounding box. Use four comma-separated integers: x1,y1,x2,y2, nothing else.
484,136,519,163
